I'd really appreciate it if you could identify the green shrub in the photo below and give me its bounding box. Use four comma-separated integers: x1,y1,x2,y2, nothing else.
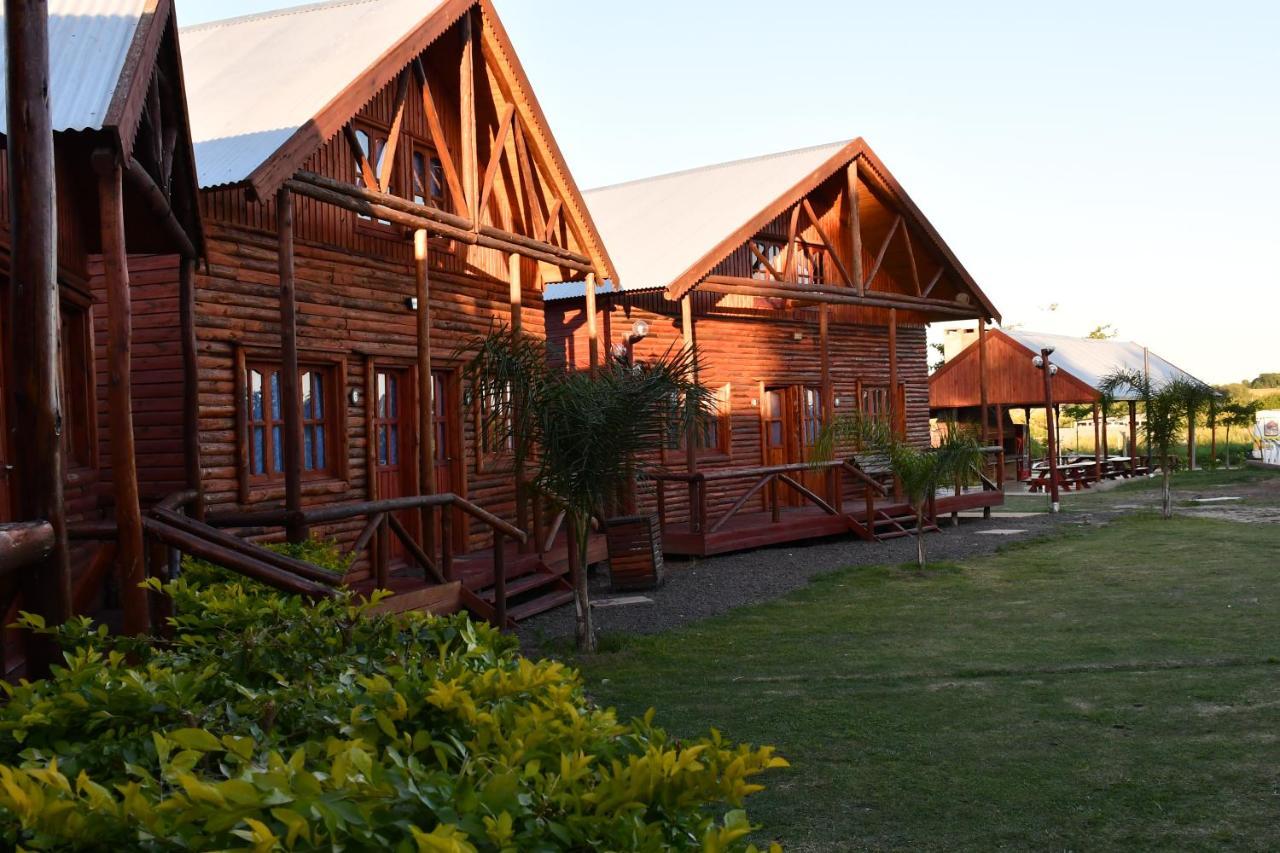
0,564,785,850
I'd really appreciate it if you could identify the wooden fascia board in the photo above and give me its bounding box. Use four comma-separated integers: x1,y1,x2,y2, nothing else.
665,139,863,302
244,0,474,201
854,142,1001,323
476,0,617,285
104,0,169,161
162,2,208,256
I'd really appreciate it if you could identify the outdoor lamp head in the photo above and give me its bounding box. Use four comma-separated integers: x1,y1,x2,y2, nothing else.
630,319,650,341
1049,364,1059,376
1032,355,1044,369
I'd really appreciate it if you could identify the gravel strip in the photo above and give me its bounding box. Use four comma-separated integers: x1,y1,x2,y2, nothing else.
517,504,1115,653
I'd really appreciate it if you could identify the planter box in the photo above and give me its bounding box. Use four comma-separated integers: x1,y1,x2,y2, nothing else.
606,514,664,591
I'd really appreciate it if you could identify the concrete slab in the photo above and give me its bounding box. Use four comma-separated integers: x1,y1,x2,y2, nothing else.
1189,496,1243,503
592,595,654,609
976,529,1028,536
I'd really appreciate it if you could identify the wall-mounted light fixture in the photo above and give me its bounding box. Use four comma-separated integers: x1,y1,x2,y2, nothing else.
626,319,650,344
405,297,419,311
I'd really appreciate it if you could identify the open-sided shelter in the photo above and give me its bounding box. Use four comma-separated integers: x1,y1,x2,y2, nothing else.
546,139,1003,556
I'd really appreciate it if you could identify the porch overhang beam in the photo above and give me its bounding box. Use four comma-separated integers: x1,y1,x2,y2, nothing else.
699,275,982,318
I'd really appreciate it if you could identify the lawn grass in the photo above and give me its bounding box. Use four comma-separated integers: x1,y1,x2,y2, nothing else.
576,509,1280,851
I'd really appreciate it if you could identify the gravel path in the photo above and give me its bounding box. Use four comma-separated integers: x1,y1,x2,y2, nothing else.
517,496,1118,653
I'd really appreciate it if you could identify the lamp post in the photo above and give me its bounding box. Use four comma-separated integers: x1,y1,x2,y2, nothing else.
1032,347,1061,513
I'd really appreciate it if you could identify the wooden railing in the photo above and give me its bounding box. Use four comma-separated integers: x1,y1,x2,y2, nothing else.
0,521,55,579
70,492,527,630
647,459,888,539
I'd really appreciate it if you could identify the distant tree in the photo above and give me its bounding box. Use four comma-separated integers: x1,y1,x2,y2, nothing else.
812,414,983,571
929,342,946,374
1099,370,1213,518
1221,400,1263,469
1249,372,1280,389
1086,324,1118,340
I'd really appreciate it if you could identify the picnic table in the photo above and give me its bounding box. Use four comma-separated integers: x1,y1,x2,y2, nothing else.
1027,455,1149,492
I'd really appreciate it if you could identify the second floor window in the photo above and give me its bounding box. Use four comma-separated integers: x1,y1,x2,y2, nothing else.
352,124,392,226
412,148,447,208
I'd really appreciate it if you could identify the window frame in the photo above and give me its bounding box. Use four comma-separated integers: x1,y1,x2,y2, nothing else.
351,119,397,234
235,346,349,504
473,379,515,474
663,383,732,463
60,291,97,471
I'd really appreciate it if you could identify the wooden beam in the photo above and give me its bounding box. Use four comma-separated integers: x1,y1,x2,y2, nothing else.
277,188,306,543
414,230,436,559
284,178,593,272
511,116,546,238
864,214,902,292
95,152,149,636
508,253,523,335
4,0,71,675
978,318,989,444
747,240,782,282
411,58,468,213
801,198,854,287
123,156,196,258
699,275,982,316
921,266,944,298
477,103,515,220
459,8,480,224
901,222,921,295
585,273,599,370
781,204,801,280
543,197,563,243
342,123,379,192
179,258,205,520
848,162,864,296
379,71,410,193
888,308,900,443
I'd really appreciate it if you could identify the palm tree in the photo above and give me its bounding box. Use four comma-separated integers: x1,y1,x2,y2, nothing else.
1222,400,1262,469
813,414,984,571
1099,370,1212,518
466,327,712,652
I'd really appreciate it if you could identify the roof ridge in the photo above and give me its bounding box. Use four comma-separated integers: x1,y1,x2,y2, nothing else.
583,138,853,196
181,0,383,33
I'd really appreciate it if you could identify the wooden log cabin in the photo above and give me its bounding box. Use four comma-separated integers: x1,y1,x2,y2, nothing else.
177,0,615,622
0,0,204,673
930,327,1208,486
546,139,1004,556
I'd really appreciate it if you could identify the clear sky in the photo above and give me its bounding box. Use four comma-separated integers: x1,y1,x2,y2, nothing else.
177,0,1278,384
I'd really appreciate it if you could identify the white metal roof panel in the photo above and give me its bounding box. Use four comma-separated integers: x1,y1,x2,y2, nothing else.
1004,329,1205,400
0,0,148,134
180,0,450,188
582,140,850,292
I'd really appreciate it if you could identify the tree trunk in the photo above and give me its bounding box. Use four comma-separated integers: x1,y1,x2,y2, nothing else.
569,512,596,652
1161,459,1173,519
1224,427,1231,470
916,505,927,571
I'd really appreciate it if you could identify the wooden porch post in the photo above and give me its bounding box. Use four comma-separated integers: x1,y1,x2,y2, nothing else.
848,162,864,296
276,187,305,542
584,273,598,371
819,304,837,504
1128,400,1138,475
682,294,699,531
509,253,529,551
5,0,71,675
887,308,901,499
1101,405,1109,462
1092,403,1102,482
415,230,436,559
179,257,204,520
95,152,149,635
1024,406,1032,477
978,318,989,445
995,403,1005,488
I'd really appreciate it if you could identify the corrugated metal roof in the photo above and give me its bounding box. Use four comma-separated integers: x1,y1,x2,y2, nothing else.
1004,330,1206,400
0,0,148,134
180,0,449,188
582,140,851,293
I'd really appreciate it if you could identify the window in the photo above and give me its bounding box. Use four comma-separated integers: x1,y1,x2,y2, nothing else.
666,384,731,459
60,301,95,468
751,239,784,280
750,238,826,284
476,381,514,471
352,123,392,226
245,362,336,481
861,385,890,422
411,147,447,208
801,387,824,448
794,242,826,285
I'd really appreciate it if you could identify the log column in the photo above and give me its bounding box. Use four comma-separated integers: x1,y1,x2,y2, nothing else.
1128,401,1138,475
887,308,901,500
682,294,699,531
509,253,529,551
95,152,149,635
585,273,598,371
415,230,436,559
179,257,204,519
819,304,837,504
6,0,71,675
277,188,305,542
1092,403,1102,483
978,318,989,445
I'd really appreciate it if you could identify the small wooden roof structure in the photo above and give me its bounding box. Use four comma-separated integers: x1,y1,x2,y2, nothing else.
0,0,204,256
180,0,614,282
930,328,1208,409
547,138,997,323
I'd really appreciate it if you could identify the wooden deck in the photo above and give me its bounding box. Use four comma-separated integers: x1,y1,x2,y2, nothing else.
661,489,1004,558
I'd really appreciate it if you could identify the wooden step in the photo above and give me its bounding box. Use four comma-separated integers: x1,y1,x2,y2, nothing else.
478,569,567,603
507,589,575,622
368,581,463,616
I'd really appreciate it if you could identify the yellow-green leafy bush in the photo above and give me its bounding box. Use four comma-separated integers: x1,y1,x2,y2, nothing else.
0,556,784,851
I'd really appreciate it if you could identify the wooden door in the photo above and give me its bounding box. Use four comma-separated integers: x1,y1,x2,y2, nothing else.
763,385,824,507
797,386,826,500
430,370,456,495
0,295,10,522
374,368,416,561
